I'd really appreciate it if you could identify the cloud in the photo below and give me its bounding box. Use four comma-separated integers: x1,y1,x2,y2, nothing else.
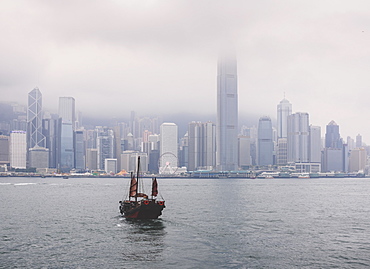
1,0,370,141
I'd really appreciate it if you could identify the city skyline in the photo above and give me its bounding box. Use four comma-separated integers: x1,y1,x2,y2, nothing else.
1,1,370,142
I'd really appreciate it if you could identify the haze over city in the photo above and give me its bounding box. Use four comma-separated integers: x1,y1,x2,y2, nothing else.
1,0,370,141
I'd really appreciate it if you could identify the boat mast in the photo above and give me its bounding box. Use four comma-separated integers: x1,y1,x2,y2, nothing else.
135,156,140,202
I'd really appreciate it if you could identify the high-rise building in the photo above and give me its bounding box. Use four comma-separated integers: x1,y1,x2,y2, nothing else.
325,121,342,149
322,121,346,172
27,88,46,149
96,126,114,170
74,130,85,171
10,131,27,169
58,97,76,172
104,158,117,174
309,125,321,163
287,112,309,163
257,116,274,166
277,98,292,139
356,134,362,148
349,148,366,172
238,135,251,169
42,118,58,168
276,98,292,166
187,121,216,171
59,97,76,124
86,148,98,171
159,122,178,174
216,53,238,171
29,147,49,169
0,135,10,167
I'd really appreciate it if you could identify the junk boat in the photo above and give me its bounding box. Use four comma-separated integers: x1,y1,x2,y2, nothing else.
119,156,165,219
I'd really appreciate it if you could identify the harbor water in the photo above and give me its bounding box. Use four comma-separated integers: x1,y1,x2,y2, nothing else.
1,177,370,268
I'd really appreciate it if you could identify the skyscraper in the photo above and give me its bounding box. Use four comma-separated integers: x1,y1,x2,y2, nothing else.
96,126,114,170
325,121,342,149
10,131,27,169
309,125,321,163
287,112,309,163
27,87,46,149
276,98,292,166
257,116,274,166
277,98,292,139
188,121,216,171
216,53,238,171
58,97,75,172
322,120,346,172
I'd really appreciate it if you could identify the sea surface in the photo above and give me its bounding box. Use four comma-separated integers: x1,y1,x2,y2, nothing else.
1,177,370,268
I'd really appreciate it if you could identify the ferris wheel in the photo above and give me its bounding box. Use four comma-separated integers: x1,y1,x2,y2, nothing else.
158,152,179,174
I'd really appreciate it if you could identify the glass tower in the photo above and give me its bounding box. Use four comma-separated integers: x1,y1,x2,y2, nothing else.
27,87,45,149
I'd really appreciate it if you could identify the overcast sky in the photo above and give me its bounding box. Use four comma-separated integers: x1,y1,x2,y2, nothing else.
1,0,370,142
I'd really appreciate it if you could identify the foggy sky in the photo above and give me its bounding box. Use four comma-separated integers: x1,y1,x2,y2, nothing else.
2,0,370,142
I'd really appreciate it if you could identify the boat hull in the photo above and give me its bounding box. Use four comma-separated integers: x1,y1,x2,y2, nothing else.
120,200,165,219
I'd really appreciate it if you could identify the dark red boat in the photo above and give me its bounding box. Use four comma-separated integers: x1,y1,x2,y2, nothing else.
119,157,165,219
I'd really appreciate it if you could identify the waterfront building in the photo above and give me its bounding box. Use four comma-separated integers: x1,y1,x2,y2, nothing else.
178,133,188,169
322,148,344,172
257,116,274,166
349,148,367,172
148,149,160,174
276,138,287,166
104,158,117,174
58,97,75,172
159,122,178,174
120,151,148,173
287,112,309,163
10,131,27,169
238,135,251,169
216,53,238,171
29,146,49,169
86,148,98,171
0,135,10,167
188,121,216,171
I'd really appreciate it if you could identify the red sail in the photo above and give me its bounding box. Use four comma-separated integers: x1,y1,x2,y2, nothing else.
129,176,137,197
151,178,158,197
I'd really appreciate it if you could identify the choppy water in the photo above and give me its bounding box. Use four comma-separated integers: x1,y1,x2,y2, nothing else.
1,177,370,268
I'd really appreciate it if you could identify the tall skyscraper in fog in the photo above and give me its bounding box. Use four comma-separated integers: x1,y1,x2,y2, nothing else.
58,97,75,172
27,88,45,149
216,53,238,171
